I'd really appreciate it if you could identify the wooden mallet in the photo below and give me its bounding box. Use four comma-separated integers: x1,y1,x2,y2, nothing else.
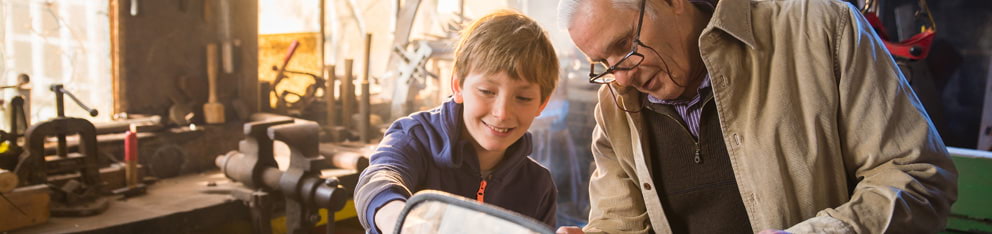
204,43,225,124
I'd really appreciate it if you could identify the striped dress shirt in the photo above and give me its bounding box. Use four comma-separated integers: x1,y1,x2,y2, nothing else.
646,75,712,139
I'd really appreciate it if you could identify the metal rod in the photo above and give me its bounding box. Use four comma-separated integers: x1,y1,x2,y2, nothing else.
319,0,326,77
259,82,272,112
51,84,68,158
325,65,337,128
53,84,65,118
53,85,99,117
360,34,372,143
342,59,354,130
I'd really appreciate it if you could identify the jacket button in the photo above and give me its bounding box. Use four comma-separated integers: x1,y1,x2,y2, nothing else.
643,183,652,190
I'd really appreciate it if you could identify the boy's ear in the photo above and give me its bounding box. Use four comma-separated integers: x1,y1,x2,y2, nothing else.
537,97,551,114
451,76,464,103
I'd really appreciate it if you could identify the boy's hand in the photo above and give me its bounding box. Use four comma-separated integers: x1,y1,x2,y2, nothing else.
556,226,584,234
375,200,407,233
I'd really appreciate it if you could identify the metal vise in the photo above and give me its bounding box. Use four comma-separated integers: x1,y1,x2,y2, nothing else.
216,117,350,234
14,117,109,216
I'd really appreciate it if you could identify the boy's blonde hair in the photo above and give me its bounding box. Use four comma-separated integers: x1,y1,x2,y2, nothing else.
453,10,559,101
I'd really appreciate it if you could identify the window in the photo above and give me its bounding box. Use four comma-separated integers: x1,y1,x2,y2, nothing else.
1,0,112,129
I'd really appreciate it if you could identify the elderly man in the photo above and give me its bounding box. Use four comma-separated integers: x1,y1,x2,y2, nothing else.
557,0,957,233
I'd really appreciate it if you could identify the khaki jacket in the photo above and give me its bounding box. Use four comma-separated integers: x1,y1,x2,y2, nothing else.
582,0,958,233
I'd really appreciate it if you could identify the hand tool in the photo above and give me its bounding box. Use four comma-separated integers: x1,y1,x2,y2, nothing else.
204,43,226,124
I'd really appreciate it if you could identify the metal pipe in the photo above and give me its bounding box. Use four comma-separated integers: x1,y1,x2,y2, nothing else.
325,65,337,128
259,82,272,112
319,0,326,76
342,59,354,128
360,34,372,143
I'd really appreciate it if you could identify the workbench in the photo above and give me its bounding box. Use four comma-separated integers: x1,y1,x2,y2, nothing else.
10,169,361,233
11,171,246,233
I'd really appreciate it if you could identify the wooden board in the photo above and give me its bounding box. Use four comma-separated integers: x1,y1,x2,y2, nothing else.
0,184,50,232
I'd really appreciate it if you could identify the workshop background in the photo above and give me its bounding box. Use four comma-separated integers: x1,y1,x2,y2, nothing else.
0,0,989,233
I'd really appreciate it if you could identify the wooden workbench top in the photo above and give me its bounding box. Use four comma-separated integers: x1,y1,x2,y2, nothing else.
12,171,248,233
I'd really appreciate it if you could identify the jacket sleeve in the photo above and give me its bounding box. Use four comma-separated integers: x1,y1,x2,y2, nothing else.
355,129,426,234
582,96,652,234
538,179,558,227
787,4,957,233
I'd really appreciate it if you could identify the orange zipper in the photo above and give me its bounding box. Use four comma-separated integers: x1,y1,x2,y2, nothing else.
476,174,492,202
476,179,488,202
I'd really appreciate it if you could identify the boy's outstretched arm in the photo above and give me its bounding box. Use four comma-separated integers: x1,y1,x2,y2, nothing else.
374,200,406,233
355,130,426,234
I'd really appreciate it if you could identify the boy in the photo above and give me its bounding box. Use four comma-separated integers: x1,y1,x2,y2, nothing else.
355,10,560,234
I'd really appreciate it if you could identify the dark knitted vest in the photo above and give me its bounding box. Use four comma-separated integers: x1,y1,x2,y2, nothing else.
643,94,752,233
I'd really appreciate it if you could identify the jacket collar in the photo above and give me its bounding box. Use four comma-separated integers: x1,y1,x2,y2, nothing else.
435,99,466,168
706,0,757,49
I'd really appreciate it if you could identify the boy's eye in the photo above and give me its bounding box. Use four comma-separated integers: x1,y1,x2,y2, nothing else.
478,89,495,96
516,96,534,102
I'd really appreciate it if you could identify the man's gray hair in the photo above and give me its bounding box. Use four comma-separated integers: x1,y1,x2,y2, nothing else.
557,0,657,30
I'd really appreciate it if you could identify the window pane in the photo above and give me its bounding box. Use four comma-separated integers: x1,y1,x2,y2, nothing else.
1,0,112,128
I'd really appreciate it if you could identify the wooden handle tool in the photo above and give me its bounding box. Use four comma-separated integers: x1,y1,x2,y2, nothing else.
204,43,226,124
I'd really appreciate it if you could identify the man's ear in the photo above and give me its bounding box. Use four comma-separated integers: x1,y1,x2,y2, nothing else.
451,76,464,103
668,0,686,15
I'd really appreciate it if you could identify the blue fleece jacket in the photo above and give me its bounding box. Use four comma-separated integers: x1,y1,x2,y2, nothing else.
354,99,557,233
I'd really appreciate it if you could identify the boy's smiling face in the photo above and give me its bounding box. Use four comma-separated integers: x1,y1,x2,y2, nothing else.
453,71,549,155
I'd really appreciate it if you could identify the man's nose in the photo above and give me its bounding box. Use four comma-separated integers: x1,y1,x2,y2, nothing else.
613,69,636,87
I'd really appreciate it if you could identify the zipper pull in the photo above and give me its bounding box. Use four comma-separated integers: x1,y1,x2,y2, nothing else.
476,179,488,202
694,144,702,164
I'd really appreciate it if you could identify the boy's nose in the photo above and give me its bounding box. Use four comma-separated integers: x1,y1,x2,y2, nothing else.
490,97,511,120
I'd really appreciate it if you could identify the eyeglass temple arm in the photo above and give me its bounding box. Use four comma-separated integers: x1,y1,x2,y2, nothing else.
634,0,647,40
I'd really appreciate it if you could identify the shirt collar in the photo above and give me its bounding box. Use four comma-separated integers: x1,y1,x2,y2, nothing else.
647,74,711,104
704,0,757,49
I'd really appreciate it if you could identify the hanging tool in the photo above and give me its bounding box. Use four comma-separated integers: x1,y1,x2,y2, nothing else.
272,40,301,95
269,67,325,115
861,0,937,60
205,43,226,124
130,0,139,16
360,34,372,143
218,0,234,74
